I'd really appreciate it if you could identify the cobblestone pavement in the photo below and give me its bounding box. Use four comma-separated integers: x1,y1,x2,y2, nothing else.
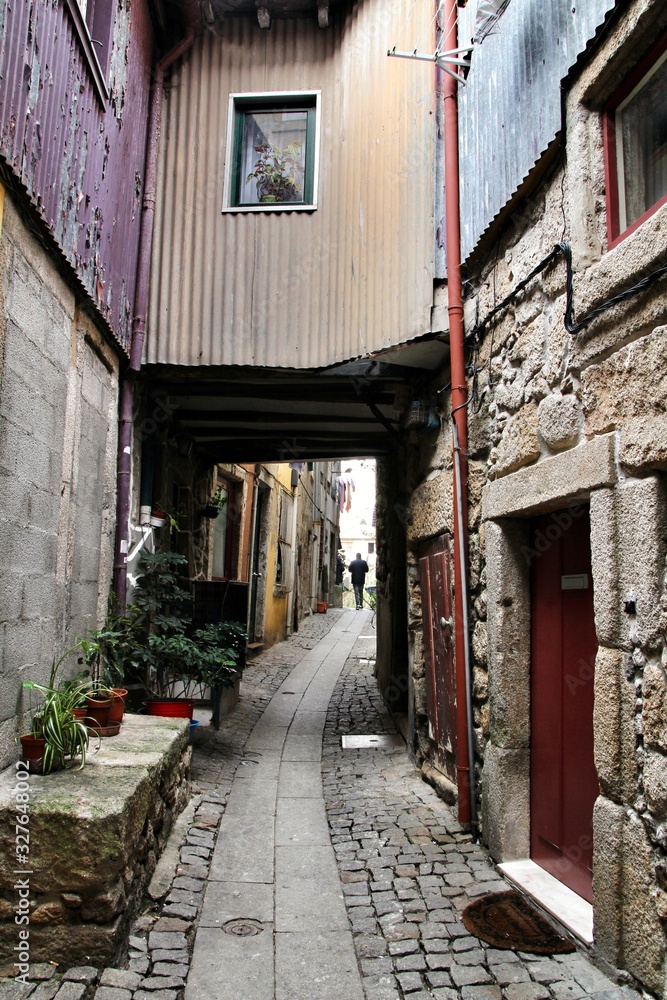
322,639,644,1000
0,611,649,1000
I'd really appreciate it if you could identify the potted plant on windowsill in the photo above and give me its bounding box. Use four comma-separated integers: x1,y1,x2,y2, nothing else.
246,140,304,204
203,485,228,519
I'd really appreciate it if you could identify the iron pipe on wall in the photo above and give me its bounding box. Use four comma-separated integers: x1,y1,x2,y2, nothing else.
113,15,200,606
442,0,477,830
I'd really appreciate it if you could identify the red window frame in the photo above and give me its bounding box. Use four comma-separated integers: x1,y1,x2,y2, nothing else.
603,30,667,250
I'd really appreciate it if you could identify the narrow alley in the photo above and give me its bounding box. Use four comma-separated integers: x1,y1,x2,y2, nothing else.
113,609,642,1000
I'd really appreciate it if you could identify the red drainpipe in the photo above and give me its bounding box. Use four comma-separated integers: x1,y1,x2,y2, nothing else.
114,20,199,606
442,0,475,828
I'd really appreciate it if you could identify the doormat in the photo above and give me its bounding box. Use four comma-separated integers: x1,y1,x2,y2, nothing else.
462,890,576,954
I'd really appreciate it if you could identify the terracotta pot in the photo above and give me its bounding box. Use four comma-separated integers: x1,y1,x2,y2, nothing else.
317,601,327,614
146,698,195,721
85,694,113,731
108,688,128,724
72,708,87,721
20,734,46,763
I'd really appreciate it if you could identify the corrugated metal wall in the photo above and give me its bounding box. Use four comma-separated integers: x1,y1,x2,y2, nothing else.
0,0,154,350
457,0,617,263
147,0,436,369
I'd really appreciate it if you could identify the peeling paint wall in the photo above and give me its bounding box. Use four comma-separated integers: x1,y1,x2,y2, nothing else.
0,0,155,351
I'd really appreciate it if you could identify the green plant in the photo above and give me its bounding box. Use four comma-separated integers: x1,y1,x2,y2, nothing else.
22,647,92,773
79,605,140,688
152,501,180,532
246,140,304,202
124,551,247,699
208,485,229,511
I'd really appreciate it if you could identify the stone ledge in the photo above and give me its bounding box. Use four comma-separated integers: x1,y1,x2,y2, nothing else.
482,432,617,521
0,716,190,968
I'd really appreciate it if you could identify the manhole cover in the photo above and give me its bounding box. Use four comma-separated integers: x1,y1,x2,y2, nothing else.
223,918,264,937
341,734,405,749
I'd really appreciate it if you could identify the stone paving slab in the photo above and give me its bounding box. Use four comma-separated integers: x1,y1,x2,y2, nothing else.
275,794,330,845
275,930,364,1000
198,881,274,928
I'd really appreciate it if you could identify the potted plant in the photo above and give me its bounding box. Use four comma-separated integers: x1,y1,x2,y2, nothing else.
21,650,92,773
127,551,198,718
203,485,228,519
150,502,179,531
84,688,115,732
127,551,247,720
79,611,137,724
246,140,304,204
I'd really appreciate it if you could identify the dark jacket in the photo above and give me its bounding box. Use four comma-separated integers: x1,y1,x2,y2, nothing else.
348,558,369,585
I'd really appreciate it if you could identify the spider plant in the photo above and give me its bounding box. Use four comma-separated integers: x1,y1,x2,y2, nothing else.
22,646,93,773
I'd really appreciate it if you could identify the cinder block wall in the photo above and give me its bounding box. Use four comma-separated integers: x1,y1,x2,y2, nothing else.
0,190,120,768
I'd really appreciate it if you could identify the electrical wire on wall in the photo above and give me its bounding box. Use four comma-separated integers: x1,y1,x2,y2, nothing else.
445,241,667,418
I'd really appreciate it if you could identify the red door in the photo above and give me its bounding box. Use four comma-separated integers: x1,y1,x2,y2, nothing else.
419,534,457,783
530,507,599,902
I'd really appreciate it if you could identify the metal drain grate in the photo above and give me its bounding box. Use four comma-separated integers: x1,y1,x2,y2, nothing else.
223,918,264,936
341,734,405,749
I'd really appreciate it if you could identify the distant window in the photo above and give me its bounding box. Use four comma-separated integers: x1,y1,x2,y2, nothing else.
224,92,320,213
275,489,295,589
604,36,667,247
368,542,375,554
85,0,115,79
64,0,114,101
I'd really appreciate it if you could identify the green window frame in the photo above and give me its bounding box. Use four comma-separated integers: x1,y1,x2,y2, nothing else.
225,93,319,212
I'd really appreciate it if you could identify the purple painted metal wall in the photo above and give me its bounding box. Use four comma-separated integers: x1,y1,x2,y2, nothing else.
0,0,155,352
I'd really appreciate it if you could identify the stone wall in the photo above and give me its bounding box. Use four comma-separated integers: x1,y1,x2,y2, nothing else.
375,452,409,713
0,716,191,969
0,190,120,769
403,0,667,991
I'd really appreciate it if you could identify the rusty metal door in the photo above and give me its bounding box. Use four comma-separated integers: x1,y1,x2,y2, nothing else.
419,534,457,782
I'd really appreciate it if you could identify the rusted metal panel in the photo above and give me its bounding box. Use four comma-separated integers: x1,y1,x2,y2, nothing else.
0,0,154,351
148,0,436,370
457,0,618,263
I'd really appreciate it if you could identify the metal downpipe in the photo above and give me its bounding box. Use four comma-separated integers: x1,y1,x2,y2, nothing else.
442,0,476,830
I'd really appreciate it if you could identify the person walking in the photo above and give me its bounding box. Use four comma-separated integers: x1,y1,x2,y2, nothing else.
348,552,369,610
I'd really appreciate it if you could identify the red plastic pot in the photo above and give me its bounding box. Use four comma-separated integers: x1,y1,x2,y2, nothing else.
146,698,195,720
108,688,128,724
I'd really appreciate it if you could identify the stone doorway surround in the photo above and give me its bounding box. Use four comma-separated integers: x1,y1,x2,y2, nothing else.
481,428,667,989
481,434,630,952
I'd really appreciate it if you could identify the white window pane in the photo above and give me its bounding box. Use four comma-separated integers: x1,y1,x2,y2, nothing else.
617,51,667,230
